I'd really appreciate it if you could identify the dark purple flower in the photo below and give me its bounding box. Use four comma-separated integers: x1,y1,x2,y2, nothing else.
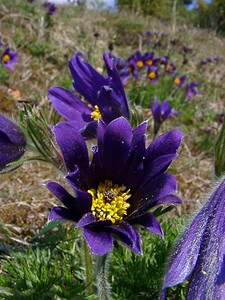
1,46,18,70
161,177,225,300
183,45,192,54
185,82,200,99
0,113,26,171
42,1,57,15
150,97,174,123
48,53,130,138
143,52,159,67
27,0,36,3
217,113,224,125
131,51,145,68
159,55,168,65
173,74,186,87
47,117,183,255
165,62,176,74
147,66,159,84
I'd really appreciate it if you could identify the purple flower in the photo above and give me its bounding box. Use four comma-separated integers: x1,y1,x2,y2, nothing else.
1,46,18,70
47,117,183,255
173,74,186,87
48,53,130,138
150,97,174,123
143,52,159,67
217,113,224,125
0,113,26,171
165,62,176,74
132,51,145,68
27,0,35,3
42,1,57,15
185,82,200,99
147,66,159,84
159,55,168,65
161,177,225,300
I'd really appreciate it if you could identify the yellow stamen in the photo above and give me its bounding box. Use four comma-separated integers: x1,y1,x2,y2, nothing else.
90,105,102,121
136,60,144,68
174,77,180,85
146,59,153,66
88,180,131,224
166,64,172,72
2,54,10,63
148,71,156,79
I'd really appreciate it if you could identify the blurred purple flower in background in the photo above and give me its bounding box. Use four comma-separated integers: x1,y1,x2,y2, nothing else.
43,1,57,15
173,74,186,87
47,117,183,255
1,46,18,70
185,82,200,99
147,66,159,84
161,177,225,300
0,113,26,171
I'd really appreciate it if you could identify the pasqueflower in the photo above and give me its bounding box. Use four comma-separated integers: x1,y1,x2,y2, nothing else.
0,113,26,171
47,117,183,255
161,177,225,300
1,46,18,70
49,53,130,138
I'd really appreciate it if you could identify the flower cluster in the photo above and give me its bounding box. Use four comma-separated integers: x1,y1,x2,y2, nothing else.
110,50,200,100
42,1,57,15
0,33,18,71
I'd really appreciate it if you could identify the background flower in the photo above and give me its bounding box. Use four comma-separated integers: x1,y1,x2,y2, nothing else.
0,113,26,171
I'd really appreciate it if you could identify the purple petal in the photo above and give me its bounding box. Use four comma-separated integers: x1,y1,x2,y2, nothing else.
155,195,182,205
101,117,132,181
53,122,89,173
48,86,92,123
142,153,178,184
69,54,108,107
48,206,78,222
129,213,164,237
46,182,91,221
83,226,113,255
186,180,225,299
163,179,225,291
109,221,142,254
77,212,112,228
145,129,184,163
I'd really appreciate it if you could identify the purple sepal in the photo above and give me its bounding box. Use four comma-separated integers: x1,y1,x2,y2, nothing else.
48,206,78,222
129,213,164,237
53,122,89,173
161,178,225,300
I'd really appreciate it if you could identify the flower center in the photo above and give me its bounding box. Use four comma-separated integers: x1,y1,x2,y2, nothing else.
136,60,144,68
166,64,172,72
174,77,180,85
146,59,153,66
2,54,10,63
90,105,102,121
148,71,156,79
88,180,131,223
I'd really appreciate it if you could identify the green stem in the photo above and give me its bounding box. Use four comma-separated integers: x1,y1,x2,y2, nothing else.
84,241,94,295
96,253,112,300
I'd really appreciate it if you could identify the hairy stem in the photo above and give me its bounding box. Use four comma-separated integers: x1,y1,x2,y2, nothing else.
96,253,112,300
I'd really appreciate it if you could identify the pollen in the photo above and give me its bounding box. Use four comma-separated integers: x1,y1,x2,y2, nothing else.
148,71,156,79
88,180,131,224
2,54,10,63
90,105,102,121
136,60,144,68
174,77,180,85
